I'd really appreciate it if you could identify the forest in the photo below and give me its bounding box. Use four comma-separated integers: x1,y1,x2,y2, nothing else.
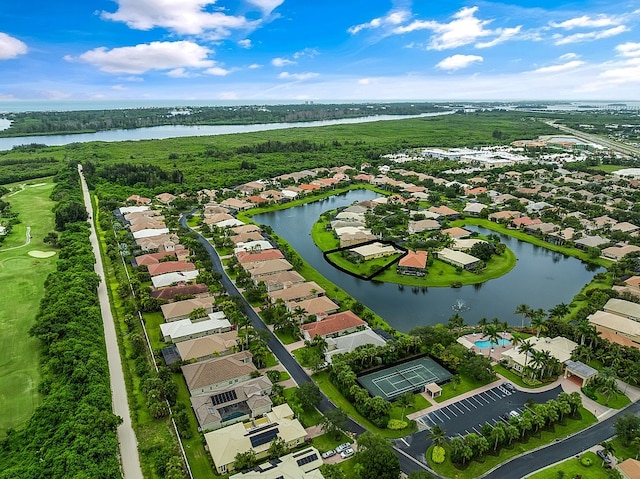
0,102,445,137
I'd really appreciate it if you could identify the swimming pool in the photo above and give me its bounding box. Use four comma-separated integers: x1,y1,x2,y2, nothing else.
474,338,511,348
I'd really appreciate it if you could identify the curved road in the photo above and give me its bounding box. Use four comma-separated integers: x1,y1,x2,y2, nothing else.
181,215,640,478
79,166,144,479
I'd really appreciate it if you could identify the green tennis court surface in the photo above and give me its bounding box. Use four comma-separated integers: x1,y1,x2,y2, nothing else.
358,356,452,400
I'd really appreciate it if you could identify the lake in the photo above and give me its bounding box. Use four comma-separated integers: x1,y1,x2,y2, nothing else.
253,190,602,333
0,111,453,151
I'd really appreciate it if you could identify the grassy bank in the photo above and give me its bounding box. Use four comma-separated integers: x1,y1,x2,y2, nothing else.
0,179,57,435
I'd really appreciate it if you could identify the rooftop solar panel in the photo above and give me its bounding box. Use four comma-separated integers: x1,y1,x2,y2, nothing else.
296,453,319,467
211,389,238,406
249,427,279,448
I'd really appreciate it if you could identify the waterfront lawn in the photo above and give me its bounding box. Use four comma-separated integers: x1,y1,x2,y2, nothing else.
431,407,598,479
0,179,57,435
525,452,610,479
325,250,402,278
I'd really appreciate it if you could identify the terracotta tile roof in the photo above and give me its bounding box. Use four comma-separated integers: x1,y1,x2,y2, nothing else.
429,205,459,216
181,351,255,393
135,251,177,266
150,284,209,301
301,311,366,338
398,250,428,269
147,261,196,277
235,249,284,264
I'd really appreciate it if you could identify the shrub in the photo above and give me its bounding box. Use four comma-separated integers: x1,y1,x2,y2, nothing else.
432,446,446,464
387,419,407,430
580,456,593,467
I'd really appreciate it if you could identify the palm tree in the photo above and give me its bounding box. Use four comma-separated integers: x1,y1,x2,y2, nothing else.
484,324,500,355
427,424,447,447
448,313,465,334
529,350,546,380
548,303,570,320
477,317,488,334
530,309,547,337
518,340,535,369
514,304,532,329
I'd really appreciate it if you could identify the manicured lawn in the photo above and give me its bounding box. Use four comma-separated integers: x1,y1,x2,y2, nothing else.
283,387,324,427
311,431,351,453
494,364,551,389
431,408,597,479
590,390,631,409
0,179,57,435
434,374,493,403
273,328,299,345
525,451,611,479
325,250,402,278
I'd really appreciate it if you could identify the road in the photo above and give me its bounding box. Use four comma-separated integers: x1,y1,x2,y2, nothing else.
548,121,640,158
79,165,144,479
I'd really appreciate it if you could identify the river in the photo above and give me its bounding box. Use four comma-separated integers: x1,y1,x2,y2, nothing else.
253,190,602,333
0,111,453,151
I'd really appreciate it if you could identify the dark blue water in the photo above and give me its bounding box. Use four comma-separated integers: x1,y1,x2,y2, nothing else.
253,190,602,333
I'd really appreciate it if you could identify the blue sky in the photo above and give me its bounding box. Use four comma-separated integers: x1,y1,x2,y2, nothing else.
1,0,640,102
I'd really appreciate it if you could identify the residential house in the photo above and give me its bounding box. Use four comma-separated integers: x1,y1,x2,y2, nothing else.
441,227,472,239
300,310,367,340
259,271,306,292
151,270,200,288
229,231,265,245
603,298,640,321
617,458,640,479
181,350,256,396
204,404,307,475
436,248,481,271
234,240,274,254
160,312,232,343
397,250,428,276
221,197,254,212
463,202,486,216
236,249,285,265
134,251,177,266
286,296,340,320
246,259,293,280
147,261,196,277
488,210,521,223
267,281,324,304
589,310,640,347
408,219,440,234
602,243,640,261
190,376,273,431
324,329,387,364
155,192,176,204
126,194,151,205
500,336,577,373
228,447,324,479
150,284,209,301
612,222,640,235
160,296,216,322
132,227,170,239
511,216,542,229
574,235,609,250
176,330,239,362
429,205,461,219
349,242,398,261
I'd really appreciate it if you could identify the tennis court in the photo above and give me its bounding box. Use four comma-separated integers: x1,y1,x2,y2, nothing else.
357,356,452,400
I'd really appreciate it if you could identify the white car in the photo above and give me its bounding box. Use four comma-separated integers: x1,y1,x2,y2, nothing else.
335,442,351,453
340,448,354,459
321,449,336,459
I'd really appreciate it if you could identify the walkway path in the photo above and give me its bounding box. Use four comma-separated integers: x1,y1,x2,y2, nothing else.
78,165,143,479
0,226,30,251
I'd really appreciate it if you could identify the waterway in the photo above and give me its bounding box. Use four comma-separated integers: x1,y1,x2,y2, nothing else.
0,111,453,151
253,190,603,333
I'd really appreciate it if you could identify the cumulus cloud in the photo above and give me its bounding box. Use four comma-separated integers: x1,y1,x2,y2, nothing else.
551,14,620,30
101,0,257,37
0,32,28,60
293,48,319,59
348,9,411,34
616,42,640,57
436,54,483,71
598,58,640,84
204,66,232,76
245,0,283,15
553,25,628,45
278,71,318,80
67,41,214,74
532,60,585,73
559,52,580,60
393,6,520,51
238,39,252,49
248,63,262,69
271,57,295,67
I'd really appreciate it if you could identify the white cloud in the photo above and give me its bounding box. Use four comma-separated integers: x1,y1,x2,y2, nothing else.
101,0,257,37
348,9,411,34
551,14,620,30
436,54,483,71
167,68,192,78
271,57,295,67
278,71,318,80
248,63,262,69
293,48,319,59
553,25,628,45
393,6,515,51
616,42,640,57
68,41,214,74
476,26,521,48
0,32,28,60
204,66,232,76
111,84,128,90
245,0,283,16
358,78,371,85
238,39,252,49
559,52,580,60
532,60,585,73
598,58,640,84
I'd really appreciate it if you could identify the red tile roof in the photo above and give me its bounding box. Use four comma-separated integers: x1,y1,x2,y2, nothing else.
236,249,285,264
135,251,177,266
150,284,209,300
301,311,366,338
147,261,196,276
398,250,428,269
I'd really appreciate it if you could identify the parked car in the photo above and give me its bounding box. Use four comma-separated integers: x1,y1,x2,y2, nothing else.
340,448,354,459
321,449,336,459
335,442,351,453
597,449,612,463
509,410,521,419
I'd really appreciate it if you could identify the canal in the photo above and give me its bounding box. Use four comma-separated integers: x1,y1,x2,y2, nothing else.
253,190,603,333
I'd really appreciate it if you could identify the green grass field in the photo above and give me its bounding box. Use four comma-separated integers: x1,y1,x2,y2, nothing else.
0,179,57,435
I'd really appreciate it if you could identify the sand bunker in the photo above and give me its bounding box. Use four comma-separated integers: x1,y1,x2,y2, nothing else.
28,250,56,258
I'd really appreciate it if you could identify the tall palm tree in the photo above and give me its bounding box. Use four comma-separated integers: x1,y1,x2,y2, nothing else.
427,424,447,447
477,317,488,334
484,324,501,352
529,350,546,380
518,340,535,369
448,313,465,334
514,304,532,329
530,309,547,337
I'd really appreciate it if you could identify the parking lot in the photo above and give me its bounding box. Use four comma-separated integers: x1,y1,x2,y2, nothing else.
394,383,562,461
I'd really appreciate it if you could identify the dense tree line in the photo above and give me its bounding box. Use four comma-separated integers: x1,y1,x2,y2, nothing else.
0,103,443,137
0,157,61,185
0,165,121,478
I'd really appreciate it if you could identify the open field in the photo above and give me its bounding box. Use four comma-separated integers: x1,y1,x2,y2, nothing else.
0,179,57,435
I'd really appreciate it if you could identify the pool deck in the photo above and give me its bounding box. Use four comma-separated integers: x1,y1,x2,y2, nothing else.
457,332,516,362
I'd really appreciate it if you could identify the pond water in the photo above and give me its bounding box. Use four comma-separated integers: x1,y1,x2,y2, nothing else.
0,111,452,151
253,190,603,333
